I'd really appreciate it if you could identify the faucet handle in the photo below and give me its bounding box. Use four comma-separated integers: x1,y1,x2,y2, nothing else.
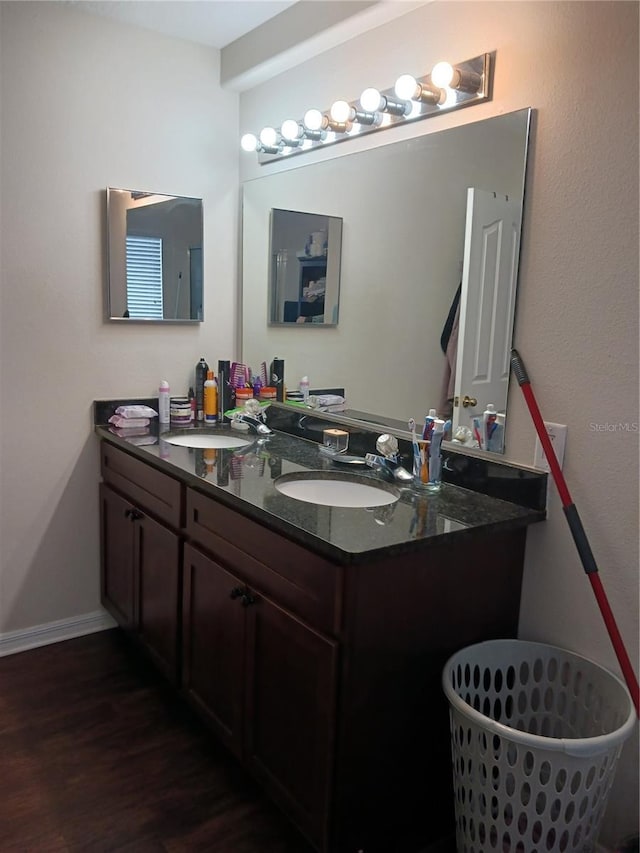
376,434,399,459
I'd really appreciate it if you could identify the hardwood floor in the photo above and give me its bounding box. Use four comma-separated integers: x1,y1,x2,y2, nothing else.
0,629,316,853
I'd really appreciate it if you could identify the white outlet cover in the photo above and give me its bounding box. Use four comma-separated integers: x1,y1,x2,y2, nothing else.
534,422,567,472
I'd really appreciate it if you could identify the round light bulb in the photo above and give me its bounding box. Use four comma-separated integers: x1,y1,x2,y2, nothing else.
281,119,301,141
259,126,278,147
360,87,382,113
394,74,419,101
330,100,352,123
303,109,324,131
431,61,454,88
240,133,258,152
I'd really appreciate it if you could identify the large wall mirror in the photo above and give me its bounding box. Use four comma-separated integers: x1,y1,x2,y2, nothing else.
241,108,532,454
106,188,203,322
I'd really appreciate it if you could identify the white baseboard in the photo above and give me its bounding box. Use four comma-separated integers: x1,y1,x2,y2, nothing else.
0,609,117,657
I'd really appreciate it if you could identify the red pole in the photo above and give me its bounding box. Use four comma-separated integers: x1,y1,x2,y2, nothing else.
511,350,639,716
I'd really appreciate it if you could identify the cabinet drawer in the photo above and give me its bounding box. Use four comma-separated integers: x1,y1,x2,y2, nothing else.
101,442,183,529
186,488,342,635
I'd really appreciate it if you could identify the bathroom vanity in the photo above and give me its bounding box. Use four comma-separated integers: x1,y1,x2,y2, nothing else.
95,409,545,853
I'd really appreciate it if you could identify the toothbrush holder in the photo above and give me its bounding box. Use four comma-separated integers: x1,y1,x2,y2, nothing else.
412,440,442,493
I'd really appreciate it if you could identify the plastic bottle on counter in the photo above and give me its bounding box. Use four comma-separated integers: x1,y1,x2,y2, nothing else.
158,380,170,424
204,371,218,424
195,357,209,421
299,376,310,404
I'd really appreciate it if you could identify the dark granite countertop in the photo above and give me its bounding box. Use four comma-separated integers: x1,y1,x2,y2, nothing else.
95,416,545,565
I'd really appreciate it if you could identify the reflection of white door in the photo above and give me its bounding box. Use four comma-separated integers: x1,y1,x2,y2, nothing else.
454,188,521,438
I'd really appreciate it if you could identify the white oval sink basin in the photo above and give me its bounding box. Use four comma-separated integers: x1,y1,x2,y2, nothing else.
274,472,399,508
162,431,251,449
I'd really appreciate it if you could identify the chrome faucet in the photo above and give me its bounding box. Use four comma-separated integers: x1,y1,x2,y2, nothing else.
232,412,273,436
366,434,413,484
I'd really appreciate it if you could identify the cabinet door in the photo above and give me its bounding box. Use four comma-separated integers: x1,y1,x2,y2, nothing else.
136,512,181,685
100,484,135,630
182,544,245,759
244,596,338,850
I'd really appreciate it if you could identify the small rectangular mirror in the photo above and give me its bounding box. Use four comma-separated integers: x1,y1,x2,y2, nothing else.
106,188,203,322
268,208,343,326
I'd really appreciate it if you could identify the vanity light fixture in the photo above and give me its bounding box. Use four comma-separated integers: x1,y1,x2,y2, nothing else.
304,107,352,134
360,87,411,117
281,119,320,145
394,74,446,106
330,99,382,127
431,60,482,94
240,52,492,164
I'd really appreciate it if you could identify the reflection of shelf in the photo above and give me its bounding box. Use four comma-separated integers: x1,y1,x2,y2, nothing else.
297,256,326,320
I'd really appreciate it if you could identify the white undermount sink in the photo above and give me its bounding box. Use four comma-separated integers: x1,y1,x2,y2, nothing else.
162,430,251,449
274,471,399,508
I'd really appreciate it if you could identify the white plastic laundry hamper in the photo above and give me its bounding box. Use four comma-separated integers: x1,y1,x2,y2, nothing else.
442,640,635,853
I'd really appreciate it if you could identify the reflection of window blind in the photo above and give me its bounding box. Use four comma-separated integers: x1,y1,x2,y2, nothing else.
125,235,163,319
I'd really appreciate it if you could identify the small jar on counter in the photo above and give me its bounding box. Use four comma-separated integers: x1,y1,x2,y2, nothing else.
170,397,192,425
258,386,277,401
234,387,253,405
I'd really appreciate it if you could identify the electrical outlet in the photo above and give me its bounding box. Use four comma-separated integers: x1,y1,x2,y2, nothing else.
534,422,567,472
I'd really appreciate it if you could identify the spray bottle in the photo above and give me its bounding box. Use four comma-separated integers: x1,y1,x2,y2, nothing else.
195,357,209,422
158,380,170,425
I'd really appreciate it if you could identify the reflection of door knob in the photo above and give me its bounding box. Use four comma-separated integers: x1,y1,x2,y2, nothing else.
462,395,478,408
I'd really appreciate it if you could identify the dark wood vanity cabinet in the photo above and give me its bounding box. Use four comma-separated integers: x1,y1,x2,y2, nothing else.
99,443,182,685
99,440,531,853
183,489,341,847
182,542,338,846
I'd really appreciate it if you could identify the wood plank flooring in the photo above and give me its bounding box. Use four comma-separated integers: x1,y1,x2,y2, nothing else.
0,629,316,853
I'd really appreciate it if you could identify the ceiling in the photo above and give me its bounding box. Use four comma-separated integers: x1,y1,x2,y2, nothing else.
67,1,299,49
66,1,431,90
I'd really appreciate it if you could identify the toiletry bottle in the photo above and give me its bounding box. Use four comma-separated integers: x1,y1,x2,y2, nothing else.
188,386,196,422
271,358,285,402
299,376,310,404
483,403,498,449
218,360,231,421
422,408,437,441
158,380,170,425
204,371,218,424
195,357,209,422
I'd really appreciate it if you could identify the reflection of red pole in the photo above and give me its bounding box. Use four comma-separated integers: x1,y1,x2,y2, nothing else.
511,349,639,717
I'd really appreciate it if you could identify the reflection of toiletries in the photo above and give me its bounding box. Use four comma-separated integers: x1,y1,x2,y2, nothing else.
158,381,170,425
422,408,437,441
204,372,218,423
483,403,498,449
195,357,209,421
487,413,505,453
299,376,310,404
472,416,483,449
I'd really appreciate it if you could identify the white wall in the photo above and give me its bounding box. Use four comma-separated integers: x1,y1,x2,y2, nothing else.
238,2,639,844
0,2,238,634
